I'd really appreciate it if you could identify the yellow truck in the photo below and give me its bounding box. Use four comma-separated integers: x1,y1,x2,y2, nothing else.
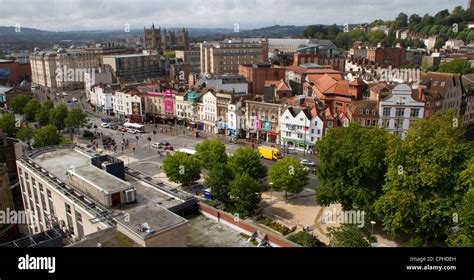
258,146,282,161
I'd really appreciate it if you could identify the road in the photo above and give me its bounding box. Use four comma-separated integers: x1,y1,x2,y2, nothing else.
35,89,320,190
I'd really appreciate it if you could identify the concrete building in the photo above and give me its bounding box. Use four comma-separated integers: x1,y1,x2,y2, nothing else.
30,51,58,89
227,100,245,137
30,48,100,90
245,101,284,144
102,53,161,85
238,63,286,95
113,91,146,122
199,39,268,77
175,49,201,73
90,86,115,115
293,44,345,72
379,84,425,138
204,75,249,94
0,163,18,243
417,72,463,117
145,90,176,123
16,146,196,246
202,91,218,133
84,66,113,99
462,74,474,126
280,106,324,152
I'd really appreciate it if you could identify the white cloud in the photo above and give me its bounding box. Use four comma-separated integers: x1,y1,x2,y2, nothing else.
0,0,467,31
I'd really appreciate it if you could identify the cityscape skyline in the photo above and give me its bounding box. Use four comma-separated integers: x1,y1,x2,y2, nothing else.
0,0,467,32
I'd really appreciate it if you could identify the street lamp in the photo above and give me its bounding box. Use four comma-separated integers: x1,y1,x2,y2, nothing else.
370,221,376,236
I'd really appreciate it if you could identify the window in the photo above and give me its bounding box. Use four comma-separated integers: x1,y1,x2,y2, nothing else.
410,109,420,118
395,108,405,117
372,119,377,127
383,108,391,117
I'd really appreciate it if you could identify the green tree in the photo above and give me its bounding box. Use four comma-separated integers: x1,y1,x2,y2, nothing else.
375,112,473,242
49,104,68,130
368,30,387,46
328,224,372,248
438,59,474,75
334,32,351,49
287,231,326,247
0,113,18,137
229,173,262,217
434,37,445,49
446,187,474,247
315,124,389,216
35,100,54,126
227,147,267,180
23,100,40,121
268,157,308,196
10,95,30,114
205,163,234,206
16,125,34,142
195,139,228,170
64,108,88,141
162,152,201,186
33,125,62,148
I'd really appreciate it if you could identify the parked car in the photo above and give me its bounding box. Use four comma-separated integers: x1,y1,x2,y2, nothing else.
101,117,111,123
100,123,110,128
72,97,78,102
61,92,68,97
151,141,171,149
300,159,315,167
109,123,118,130
127,129,138,134
117,127,127,132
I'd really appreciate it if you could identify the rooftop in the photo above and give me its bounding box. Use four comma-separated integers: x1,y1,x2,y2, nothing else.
71,165,132,195
115,204,187,240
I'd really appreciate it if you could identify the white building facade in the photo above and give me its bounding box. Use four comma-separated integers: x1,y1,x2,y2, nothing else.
280,107,324,152
202,91,217,133
379,83,425,139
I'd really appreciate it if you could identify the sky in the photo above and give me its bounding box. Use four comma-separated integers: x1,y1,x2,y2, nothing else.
0,0,468,31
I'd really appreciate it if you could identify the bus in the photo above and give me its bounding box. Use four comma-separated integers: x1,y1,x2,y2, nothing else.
123,122,145,133
177,148,197,156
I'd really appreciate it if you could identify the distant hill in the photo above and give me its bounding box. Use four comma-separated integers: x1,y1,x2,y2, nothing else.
236,25,308,37
0,24,309,46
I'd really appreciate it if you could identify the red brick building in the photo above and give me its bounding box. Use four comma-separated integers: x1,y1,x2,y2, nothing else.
238,63,286,95
367,47,406,68
0,60,31,86
305,76,367,115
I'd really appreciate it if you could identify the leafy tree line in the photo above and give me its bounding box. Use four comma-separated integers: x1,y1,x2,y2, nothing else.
315,112,474,247
303,6,474,50
164,139,311,217
0,96,88,148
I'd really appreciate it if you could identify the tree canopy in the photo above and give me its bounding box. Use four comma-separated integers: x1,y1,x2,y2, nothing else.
162,152,201,186
268,157,309,195
195,139,228,170
0,113,18,138
315,124,389,216
229,173,262,217
32,125,62,148
227,147,267,180
375,112,474,242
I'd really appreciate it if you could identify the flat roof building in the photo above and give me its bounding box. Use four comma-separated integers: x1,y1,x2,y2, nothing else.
16,146,196,247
